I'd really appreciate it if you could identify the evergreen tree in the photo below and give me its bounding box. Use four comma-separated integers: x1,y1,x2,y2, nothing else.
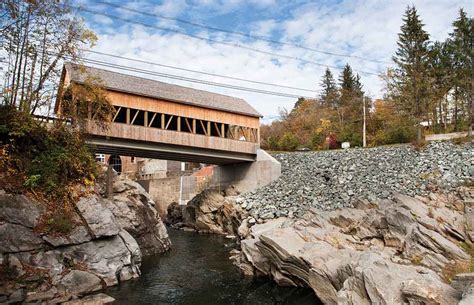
319,68,338,108
427,41,452,130
293,97,306,110
339,64,356,107
448,8,473,133
354,73,364,98
392,5,430,142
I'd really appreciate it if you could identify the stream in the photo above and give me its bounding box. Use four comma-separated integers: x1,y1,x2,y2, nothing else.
108,229,321,305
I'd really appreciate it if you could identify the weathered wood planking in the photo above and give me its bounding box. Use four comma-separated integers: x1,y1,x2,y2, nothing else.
86,121,258,154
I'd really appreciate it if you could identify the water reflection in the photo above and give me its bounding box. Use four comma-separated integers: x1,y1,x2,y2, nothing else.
108,229,321,305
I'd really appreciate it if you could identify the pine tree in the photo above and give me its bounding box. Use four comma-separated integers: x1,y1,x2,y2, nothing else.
427,41,452,130
448,8,473,133
392,5,430,142
339,64,356,107
354,73,364,98
319,68,338,108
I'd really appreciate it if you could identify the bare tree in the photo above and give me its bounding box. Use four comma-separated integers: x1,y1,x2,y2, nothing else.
1,0,97,114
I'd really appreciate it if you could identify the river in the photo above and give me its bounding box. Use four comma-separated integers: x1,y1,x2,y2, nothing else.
108,229,321,305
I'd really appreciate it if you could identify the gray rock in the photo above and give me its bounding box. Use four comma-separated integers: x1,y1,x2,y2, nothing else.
58,270,102,296
24,289,56,302
63,293,115,305
105,179,171,256
8,288,25,303
234,193,471,305
42,225,91,247
75,196,120,238
241,141,473,218
0,194,44,228
0,223,44,253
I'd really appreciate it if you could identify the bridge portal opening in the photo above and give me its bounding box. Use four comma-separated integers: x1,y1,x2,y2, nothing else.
109,155,122,174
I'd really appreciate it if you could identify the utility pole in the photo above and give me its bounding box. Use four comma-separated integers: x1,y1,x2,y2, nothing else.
362,96,367,148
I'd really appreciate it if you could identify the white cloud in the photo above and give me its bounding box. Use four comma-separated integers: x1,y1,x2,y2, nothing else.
84,0,472,121
251,19,278,37
92,15,113,25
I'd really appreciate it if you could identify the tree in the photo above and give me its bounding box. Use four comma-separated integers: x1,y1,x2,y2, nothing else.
319,68,338,108
392,5,430,142
339,64,356,108
293,97,305,109
448,8,473,133
1,0,97,114
427,41,452,131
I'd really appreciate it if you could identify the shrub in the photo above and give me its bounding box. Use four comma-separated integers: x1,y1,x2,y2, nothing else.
46,211,75,234
373,117,417,146
278,132,299,151
0,105,98,200
267,136,280,151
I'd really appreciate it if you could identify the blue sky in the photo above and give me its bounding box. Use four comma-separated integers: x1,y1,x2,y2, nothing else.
73,0,472,121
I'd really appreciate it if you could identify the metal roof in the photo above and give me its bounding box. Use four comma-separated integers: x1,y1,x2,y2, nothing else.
64,63,261,118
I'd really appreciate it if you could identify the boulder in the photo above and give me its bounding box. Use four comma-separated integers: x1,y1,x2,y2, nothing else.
75,196,120,238
169,190,248,235
15,234,141,287
42,225,92,247
0,223,45,252
106,179,171,256
58,270,102,296
0,193,44,228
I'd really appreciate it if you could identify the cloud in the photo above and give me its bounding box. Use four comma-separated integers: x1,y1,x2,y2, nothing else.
251,19,278,37
81,0,472,121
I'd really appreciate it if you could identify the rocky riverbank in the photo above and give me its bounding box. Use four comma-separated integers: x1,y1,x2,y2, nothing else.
241,141,473,220
167,141,474,304
0,175,170,304
232,188,474,304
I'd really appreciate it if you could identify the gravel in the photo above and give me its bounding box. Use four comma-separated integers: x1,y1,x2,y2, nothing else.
241,141,474,220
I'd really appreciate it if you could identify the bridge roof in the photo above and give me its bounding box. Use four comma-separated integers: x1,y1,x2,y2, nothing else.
64,63,261,118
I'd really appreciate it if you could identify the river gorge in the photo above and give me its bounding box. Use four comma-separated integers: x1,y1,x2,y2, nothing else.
108,229,320,305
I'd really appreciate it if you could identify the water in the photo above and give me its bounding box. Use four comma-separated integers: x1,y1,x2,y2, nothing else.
108,229,321,305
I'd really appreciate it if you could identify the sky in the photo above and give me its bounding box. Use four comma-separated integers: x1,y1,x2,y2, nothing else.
72,0,472,122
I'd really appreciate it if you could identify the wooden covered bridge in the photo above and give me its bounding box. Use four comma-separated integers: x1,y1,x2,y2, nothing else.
55,63,262,165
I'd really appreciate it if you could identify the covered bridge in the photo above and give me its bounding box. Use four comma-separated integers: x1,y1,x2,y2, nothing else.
55,63,262,165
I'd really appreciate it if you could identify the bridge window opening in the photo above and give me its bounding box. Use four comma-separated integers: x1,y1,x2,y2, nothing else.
148,112,161,128
108,155,122,174
181,117,193,133
210,122,220,137
148,112,160,128
113,106,127,123
195,120,207,136
129,109,138,125
132,110,145,126
164,115,178,131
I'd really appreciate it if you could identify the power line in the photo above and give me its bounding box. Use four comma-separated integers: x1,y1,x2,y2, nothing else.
66,56,316,99
68,5,381,76
82,49,319,93
94,0,392,65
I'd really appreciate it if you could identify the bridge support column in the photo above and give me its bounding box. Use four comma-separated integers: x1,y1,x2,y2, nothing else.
211,149,281,193
106,165,113,199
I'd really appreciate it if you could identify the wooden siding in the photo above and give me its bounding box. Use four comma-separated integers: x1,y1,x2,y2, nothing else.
86,121,258,155
105,90,260,129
